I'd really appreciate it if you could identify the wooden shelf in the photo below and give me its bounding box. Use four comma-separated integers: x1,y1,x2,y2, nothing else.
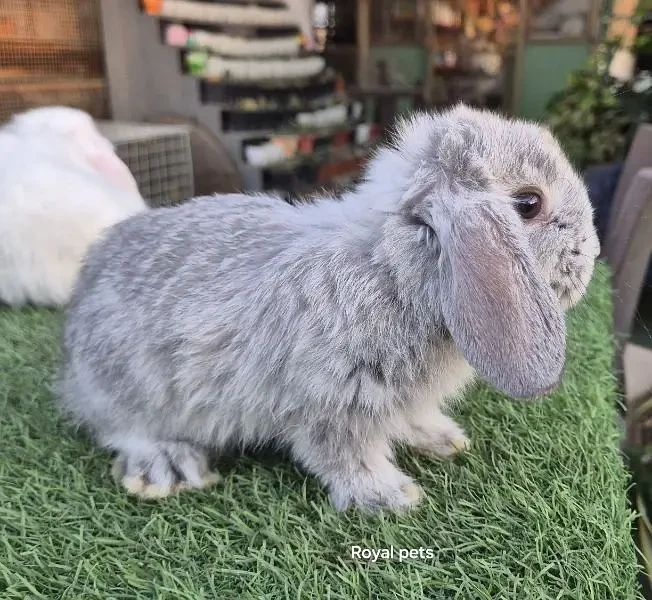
197,68,335,90
199,71,339,105
220,95,338,114
0,77,105,92
390,14,418,23
350,85,424,98
0,40,103,79
433,66,486,76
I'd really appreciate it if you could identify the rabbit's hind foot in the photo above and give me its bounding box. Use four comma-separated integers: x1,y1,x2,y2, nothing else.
109,439,222,499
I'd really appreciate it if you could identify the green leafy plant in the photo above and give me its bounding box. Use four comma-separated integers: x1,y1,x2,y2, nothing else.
620,70,652,125
545,41,632,171
546,0,652,172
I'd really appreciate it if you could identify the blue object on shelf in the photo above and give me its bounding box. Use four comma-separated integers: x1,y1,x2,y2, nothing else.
584,161,623,245
585,160,652,288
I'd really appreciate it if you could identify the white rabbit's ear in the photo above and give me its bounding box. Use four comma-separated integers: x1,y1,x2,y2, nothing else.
9,106,140,193
61,115,140,194
431,192,566,399
85,145,140,194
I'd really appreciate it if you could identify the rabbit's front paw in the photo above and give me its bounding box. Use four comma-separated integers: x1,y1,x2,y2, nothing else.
407,412,470,459
110,439,222,499
329,466,424,513
412,430,470,459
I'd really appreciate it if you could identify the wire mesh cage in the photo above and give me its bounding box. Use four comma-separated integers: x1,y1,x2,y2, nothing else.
97,122,195,208
0,0,107,121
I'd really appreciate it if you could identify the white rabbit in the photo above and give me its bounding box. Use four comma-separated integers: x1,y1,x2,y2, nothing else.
0,106,148,307
59,105,599,511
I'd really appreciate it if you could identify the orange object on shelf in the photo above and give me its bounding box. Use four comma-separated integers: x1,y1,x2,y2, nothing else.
332,131,350,148
271,136,299,159
297,135,315,155
318,157,364,183
142,0,164,15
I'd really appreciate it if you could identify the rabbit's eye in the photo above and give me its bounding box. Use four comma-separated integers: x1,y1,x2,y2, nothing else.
514,192,543,220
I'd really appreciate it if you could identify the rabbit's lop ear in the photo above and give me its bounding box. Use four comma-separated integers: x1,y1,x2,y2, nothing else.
433,193,566,398
17,107,140,194
86,146,140,194
71,120,140,194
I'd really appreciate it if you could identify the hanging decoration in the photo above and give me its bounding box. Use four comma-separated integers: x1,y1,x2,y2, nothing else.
185,52,325,81
164,25,302,57
143,0,296,27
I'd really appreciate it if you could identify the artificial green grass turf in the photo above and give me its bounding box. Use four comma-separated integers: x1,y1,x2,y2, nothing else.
0,264,640,599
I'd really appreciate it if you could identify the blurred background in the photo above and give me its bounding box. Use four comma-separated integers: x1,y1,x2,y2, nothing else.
0,0,651,594
2,0,647,201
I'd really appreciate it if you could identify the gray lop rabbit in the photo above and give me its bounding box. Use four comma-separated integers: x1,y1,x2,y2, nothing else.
58,105,599,511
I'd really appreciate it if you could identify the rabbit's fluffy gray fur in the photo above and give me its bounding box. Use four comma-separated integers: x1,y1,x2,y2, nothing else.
59,105,599,511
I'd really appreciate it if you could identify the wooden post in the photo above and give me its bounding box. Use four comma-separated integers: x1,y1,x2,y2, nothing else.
423,0,434,105
357,0,371,87
510,0,528,116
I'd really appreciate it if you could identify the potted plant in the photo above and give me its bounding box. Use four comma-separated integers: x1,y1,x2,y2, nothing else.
545,31,651,244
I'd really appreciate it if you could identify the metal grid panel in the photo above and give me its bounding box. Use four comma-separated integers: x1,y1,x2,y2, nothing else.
98,122,195,208
0,0,107,120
